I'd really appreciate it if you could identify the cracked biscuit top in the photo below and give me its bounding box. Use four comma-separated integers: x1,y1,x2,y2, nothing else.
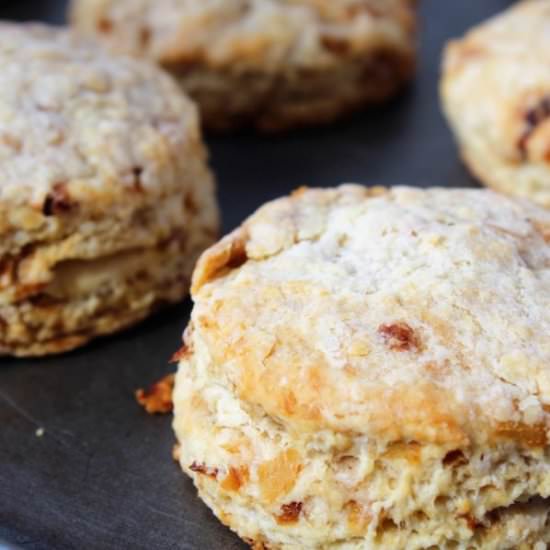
70,0,416,69
190,185,550,447
0,23,204,221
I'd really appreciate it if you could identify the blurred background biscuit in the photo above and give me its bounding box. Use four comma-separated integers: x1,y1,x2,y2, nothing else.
0,23,218,356
70,0,417,131
442,0,550,208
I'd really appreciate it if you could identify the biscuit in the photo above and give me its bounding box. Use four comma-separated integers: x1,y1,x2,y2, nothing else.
69,0,417,131
441,0,550,208
0,23,218,356
172,185,550,549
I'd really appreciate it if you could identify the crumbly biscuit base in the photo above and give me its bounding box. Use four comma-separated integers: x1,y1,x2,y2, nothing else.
174,343,550,550
0,179,218,356
0,230,211,357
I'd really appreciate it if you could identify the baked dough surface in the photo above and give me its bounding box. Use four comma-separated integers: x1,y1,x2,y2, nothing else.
173,185,550,549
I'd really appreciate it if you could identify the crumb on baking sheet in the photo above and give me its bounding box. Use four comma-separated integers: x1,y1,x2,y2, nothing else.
135,373,175,414
170,344,189,363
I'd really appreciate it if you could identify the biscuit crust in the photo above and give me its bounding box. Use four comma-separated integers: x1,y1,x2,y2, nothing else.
173,186,550,549
70,0,417,131
441,0,550,208
0,24,218,356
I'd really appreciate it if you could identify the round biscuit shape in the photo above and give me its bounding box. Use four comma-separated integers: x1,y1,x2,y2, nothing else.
0,23,219,356
173,185,550,549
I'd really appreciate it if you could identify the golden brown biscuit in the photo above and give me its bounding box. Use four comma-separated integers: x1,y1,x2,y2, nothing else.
173,185,550,549
70,0,417,131
442,0,550,208
0,23,218,356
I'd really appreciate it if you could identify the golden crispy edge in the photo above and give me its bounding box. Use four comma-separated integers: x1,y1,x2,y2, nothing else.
192,186,388,294
191,227,250,295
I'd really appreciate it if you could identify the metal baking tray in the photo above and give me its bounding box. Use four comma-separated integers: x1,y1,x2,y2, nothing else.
0,1,514,549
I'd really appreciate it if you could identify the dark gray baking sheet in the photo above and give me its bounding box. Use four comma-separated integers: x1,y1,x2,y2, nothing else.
0,1,515,549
